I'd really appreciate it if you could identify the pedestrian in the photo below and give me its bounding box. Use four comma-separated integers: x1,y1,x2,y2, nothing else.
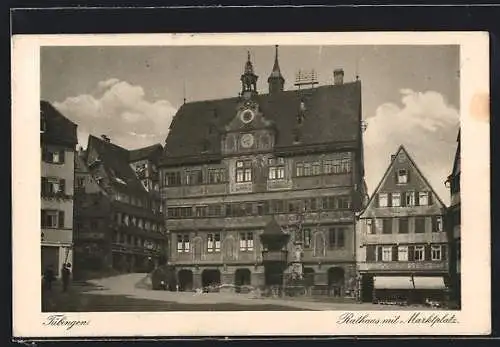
61,263,71,292
43,265,55,291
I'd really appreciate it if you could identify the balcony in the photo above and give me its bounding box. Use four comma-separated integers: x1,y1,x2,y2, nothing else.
262,250,288,262
358,260,448,272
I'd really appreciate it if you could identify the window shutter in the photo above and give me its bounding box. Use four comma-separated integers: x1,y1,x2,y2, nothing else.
377,246,382,261
401,192,406,207
408,245,415,261
387,193,392,207
60,179,66,194
42,147,48,162
428,192,433,205
394,170,398,183
58,211,65,228
406,169,410,183
431,216,437,232
41,210,46,227
41,177,47,195
392,245,398,261
442,245,447,260
415,192,420,206
424,244,431,261
366,245,376,261
59,150,65,163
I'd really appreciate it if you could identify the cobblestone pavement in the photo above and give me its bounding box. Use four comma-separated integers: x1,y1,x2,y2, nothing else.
87,274,437,311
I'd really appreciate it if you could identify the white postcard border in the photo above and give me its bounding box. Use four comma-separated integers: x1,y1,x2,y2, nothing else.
12,32,490,337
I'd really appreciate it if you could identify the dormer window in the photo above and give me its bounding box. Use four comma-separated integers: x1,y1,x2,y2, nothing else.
397,169,408,184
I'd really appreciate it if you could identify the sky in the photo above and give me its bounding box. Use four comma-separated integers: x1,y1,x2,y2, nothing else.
41,45,460,204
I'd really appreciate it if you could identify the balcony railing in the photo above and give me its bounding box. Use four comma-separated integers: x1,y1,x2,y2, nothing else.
262,250,288,262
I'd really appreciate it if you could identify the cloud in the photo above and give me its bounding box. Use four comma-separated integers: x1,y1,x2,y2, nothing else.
53,79,177,150
363,89,459,205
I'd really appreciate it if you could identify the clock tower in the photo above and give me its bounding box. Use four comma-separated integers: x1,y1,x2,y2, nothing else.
240,51,258,100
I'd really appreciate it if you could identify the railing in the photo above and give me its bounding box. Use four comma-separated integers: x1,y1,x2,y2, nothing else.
261,250,288,262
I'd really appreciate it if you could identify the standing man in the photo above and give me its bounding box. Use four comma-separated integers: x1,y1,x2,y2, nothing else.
61,263,71,292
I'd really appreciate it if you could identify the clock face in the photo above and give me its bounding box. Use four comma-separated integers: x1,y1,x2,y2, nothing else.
240,110,255,124
240,133,255,148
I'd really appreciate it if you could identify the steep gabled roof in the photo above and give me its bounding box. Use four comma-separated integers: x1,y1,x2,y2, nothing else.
41,100,78,147
361,145,446,217
450,129,461,177
86,135,148,197
129,143,163,162
162,81,362,165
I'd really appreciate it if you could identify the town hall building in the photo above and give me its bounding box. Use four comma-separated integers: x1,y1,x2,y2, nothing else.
159,46,367,295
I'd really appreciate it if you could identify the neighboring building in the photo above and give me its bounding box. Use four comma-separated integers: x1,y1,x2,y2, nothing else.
40,101,78,278
357,145,448,304
73,135,167,276
159,46,366,294
445,130,461,307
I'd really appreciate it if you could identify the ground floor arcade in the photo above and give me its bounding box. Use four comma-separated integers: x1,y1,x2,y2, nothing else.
172,262,357,296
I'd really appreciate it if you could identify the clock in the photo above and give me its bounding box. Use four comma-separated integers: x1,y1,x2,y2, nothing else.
240,110,255,124
240,133,255,148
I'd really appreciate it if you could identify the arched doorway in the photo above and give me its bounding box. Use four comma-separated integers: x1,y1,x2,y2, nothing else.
178,269,194,291
304,267,315,287
328,267,345,297
201,269,221,288
235,268,252,286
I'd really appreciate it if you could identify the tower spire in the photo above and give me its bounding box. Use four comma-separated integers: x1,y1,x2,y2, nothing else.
240,49,258,99
268,45,285,94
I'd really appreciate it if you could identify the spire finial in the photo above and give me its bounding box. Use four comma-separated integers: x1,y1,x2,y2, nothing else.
247,50,251,61
275,45,279,60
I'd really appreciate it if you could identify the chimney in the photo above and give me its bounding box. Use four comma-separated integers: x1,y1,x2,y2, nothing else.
101,135,111,143
333,69,344,85
391,154,396,161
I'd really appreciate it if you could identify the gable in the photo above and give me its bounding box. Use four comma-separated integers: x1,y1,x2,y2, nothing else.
361,146,446,217
162,81,362,166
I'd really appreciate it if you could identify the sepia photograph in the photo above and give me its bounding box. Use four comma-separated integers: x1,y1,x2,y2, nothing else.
12,32,490,337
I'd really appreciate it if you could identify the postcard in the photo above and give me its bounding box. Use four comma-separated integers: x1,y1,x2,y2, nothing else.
12,32,490,337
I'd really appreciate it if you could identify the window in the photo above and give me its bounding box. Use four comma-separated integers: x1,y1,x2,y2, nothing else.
180,207,193,218
164,171,181,186
414,246,425,261
288,200,302,213
296,163,304,177
268,158,285,180
41,177,65,195
378,193,388,207
431,245,442,261
392,192,401,207
312,162,321,175
236,160,252,182
76,177,85,188
419,192,429,206
303,163,312,176
382,246,392,261
340,158,351,173
177,234,190,253
323,159,343,174
138,219,143,229
406,191,415,206
397,169,408,184
195,205,208,217
207,233,221,253
185,169,203,185
240,232,254,251
123,214,129,226
322,196,335,210
375,219,383,234
337,196,351,209
433,216,443,232
415,217,426,233
323,160,333,174
303,228,312,248
399,218,409,234
43,147,65,164
208,168,226,184
208,204,222,217
41,210,63,228
398,246,408,261
366,219,374,234
328,227,346,248
382,218,392,234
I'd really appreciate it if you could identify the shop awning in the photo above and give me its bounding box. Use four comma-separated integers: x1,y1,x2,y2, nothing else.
413,276,446,289
373,276,414,290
